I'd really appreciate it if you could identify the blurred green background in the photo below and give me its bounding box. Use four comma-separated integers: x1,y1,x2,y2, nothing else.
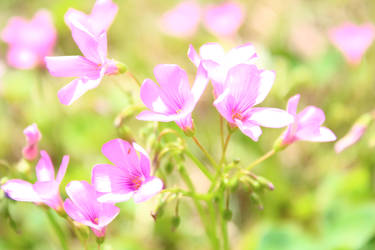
1,0,375,249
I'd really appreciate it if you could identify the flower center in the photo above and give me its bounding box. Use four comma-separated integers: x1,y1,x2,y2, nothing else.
232,112,243,121
131,177,143,189
94,218,99,225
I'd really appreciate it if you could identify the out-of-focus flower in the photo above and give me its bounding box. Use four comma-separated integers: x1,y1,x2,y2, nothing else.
160,1,201,38
188,43,257,97
1,10,56,69
64,0,118,36
335,113,372,153
136,64,208,132
92,139,163,203
280,94,336,146
64,181,120,238
329,22,375,64
1,151,69,211
22,123,42,161
214,64,293,141
203,2,244,38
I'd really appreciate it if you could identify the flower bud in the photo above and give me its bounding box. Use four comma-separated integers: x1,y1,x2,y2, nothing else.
222,209,232,221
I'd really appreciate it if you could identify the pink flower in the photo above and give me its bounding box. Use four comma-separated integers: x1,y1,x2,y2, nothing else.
92,139,163,203
329,22,375,64
214,64,293,141
203,2,244,38
188,42,257,97
136,64,208,131
64,181,120,238
45,18,119,105
64,0,118,36
160,1,201,38
281,94,336,146
1,151,69,211
1,10,56,69
22,123,42,161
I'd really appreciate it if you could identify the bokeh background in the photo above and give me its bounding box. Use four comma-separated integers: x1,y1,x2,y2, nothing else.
1,0,375,249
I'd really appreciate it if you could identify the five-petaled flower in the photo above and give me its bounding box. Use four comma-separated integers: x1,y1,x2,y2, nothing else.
2,151,69,211
136,64,208,132
188,42,257,97
23,123,42,161
280,94,336,146
45,0,119,105
92,139,163,203
2,10,56,69
214,64,293,141
64,180,120,238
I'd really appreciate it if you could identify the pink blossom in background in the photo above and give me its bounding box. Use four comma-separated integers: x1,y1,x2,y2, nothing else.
22,123,42,161
160,1,201,38
281,94,336,146
329,22,375,64
45,16,119,105
92,139,163,203
1,10,56,69
203,2,244,38
64,0,118,36
1,151,69,211
214,64,293,141
64,181,120,237
136,64,208,131
188,42,257,97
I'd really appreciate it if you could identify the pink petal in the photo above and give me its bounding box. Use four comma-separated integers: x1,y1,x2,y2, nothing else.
2,17,28,44
69,20,107,63
33,181,62,209
92,164,132,194
1,179,41,202
249,108,294,128
190,63,209,106
132,143,151,177
235,119,262,141
297,106,325,128
335,124,366,153
160,1,201,38
65,181,99,219
57,75,103,105
6,47,39,69
63,198,88,224
254,70,275,105
139,79,171,113
199,43,226,62
136,110,178,122
56,155,70,184
23,123,41,144
133,177,163,203
97,202,120,227
225,43,258,68
101,139,140,171
36,151,55,182
64,9,89,31
90,0,118,34
297,127,336,142
187,44,201,67
97,192,134,203
45,56,101,78
287,94,300,115
203,2,244,37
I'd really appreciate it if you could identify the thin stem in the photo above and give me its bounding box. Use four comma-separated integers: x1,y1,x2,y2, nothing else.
220,192,229,250
220,132,233,165
220,116,225,150
184,149,214,181
246,149,276,171
207,201,220,250
45,209,68,250
192,136,219,170
126,71,141,87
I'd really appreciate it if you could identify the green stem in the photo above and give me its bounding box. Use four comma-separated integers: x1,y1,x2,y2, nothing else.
127,71,141,87
220,132,233,165
184,149,214,181
45,209,68,250
246,149,276,171
192,136,219,170
220,193,229,250
207,201,220,250
220,116,225,150
178,165,218,249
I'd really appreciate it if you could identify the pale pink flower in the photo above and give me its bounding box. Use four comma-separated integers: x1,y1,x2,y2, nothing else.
64,181,120,237
203,2,244,37
45,20,119,105
281,94,336,146
22,123,42,161
92,139,163,203
160,1,201,38
329,22,375,64
1,151,69,211
214,64,293,141
64,0,118,36
188,42,257,97
136,64,208,131
1,10,56,69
